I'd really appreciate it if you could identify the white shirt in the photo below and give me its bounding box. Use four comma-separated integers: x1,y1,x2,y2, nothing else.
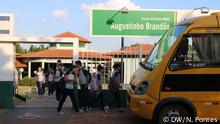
36,71,45,82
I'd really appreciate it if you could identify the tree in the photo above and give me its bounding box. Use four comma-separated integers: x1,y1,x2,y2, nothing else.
15,43,49,54
29,45,35,52
15,43,26,54
28,44,49,52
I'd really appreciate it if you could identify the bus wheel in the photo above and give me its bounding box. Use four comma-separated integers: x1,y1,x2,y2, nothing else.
156,104,191,124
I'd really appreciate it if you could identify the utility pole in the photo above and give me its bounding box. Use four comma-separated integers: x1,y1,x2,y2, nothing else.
121,37,124,84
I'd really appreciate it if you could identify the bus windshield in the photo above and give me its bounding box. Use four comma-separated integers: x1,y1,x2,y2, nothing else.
142,25,187,70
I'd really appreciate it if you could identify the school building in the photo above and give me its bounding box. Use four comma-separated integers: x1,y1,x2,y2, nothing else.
17,31,112,77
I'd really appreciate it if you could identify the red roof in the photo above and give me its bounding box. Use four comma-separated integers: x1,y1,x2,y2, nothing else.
55,32,90,43
15,60,27,68
109,44,154,56
17,49,111,60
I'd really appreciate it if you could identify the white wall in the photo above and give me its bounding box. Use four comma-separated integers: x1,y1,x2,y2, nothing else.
56,42,87,51
0,43,14,81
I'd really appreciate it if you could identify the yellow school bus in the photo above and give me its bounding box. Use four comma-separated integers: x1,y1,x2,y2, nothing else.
127,12,220,123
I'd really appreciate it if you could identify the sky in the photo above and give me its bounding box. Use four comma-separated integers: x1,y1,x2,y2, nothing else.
0,0,220,51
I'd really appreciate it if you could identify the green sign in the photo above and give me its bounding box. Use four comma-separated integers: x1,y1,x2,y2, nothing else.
91,10,176,36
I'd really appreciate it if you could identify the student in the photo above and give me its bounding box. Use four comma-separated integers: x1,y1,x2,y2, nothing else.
54,60,63,102
106,63,123,112
57,66,81,114
90,65,107,112
35,67,45,96
75,60,92,111
48,68,55,96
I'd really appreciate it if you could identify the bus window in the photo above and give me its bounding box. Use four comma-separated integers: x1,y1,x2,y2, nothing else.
170,34,220,70
143,25,187,71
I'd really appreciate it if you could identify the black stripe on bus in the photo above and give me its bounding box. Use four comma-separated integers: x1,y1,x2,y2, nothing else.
163,74,220,91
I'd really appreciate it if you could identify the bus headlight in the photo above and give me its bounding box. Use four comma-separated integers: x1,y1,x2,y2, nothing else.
135,81,149,95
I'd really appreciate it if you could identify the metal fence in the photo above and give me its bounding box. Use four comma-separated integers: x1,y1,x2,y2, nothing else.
79,46,150,88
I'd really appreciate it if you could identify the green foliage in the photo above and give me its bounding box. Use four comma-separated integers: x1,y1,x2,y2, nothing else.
28,44,49,52
15,43,26,54
19,77,36,86
15,43,49,54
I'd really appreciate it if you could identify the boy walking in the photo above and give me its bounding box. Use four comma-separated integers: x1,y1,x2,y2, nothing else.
75,60,91,111
57,66,81,114
55,60,63,102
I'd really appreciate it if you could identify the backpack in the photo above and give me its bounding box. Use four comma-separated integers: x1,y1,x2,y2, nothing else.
82,69,92,84
109,74,120,94
89,73,100,92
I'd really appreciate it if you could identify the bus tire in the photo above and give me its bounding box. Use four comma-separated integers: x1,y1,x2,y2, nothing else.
156,104,192,124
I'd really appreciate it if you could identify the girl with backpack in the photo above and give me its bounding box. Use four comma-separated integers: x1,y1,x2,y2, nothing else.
90,65,106,112
106,63,123,113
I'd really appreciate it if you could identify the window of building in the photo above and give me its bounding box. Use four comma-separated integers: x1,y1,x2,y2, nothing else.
79,42,85,48
0,16,10,21
170,34,220,70
59,43,73,47
0,30,10,34
49,43,56,48
59,42,85,48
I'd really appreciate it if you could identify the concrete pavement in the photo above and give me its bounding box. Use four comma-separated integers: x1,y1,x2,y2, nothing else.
0,95,149,124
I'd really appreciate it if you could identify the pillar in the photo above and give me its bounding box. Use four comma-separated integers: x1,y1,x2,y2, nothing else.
72,38,79,63
28,61,31,77
0,43,14,108
42,60,45,69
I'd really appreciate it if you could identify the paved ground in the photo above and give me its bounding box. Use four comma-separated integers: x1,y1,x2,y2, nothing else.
0,95,150,124
15,95,73,108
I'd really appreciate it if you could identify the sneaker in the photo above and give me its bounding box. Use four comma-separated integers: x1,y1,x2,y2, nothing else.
105,105,109,110
85,106,92,112
79,108,84,112
104,106,110,114
59,111,64,115
76,109,84,114
81,107,85,110
85,106,89,112
88,107,92,112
